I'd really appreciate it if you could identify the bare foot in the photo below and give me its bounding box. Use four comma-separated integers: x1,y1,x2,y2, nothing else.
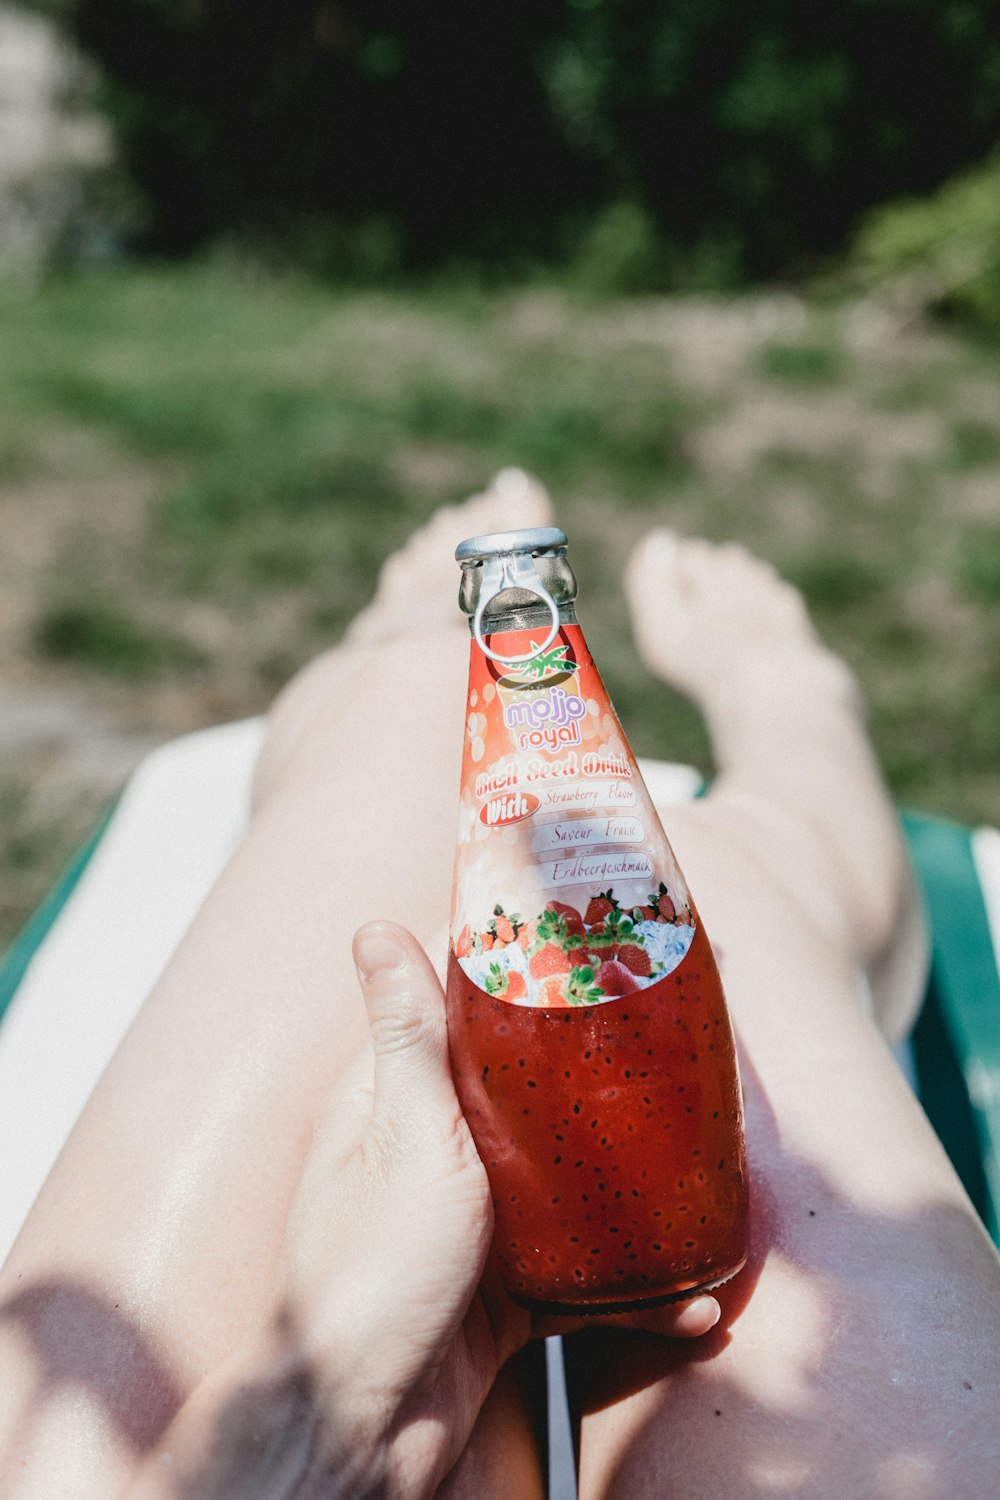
345,468,554,647
625,530,857,733
625,529,928,1045
253,470,553,806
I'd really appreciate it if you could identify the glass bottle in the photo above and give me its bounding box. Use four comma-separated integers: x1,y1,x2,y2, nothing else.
446,526,748,1314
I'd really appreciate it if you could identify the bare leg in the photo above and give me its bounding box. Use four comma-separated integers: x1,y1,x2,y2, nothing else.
0,474,553,1499
572,535,1000,1499
628,532,928,1044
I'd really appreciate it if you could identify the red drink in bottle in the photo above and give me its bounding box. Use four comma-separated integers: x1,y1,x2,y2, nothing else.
447,528,747,1314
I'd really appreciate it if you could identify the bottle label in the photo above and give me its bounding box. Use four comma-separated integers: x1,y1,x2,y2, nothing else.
451,624,695,1007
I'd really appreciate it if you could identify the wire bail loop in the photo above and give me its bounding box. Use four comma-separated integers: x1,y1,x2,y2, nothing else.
472,550,561,664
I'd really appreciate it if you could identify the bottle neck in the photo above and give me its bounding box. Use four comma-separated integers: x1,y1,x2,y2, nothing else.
458,542,579,657
472,600,578,640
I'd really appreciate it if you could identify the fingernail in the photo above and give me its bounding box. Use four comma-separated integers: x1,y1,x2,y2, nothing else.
689,1296,721,1332
354,923,408,980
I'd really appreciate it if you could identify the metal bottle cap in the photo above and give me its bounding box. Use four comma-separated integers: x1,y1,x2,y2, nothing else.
454,526,568,563
455,527,568,665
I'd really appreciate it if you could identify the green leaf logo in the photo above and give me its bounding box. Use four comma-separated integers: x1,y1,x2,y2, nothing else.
519,642,577,680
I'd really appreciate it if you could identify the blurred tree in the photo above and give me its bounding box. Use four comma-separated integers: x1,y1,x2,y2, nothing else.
853,147,1000,325
15,0,1000,281
549,0,1000,279
24,0,597,265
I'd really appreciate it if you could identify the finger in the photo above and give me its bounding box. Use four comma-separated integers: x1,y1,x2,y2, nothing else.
638,1294,721,1339
352,920,459,1142
533,1292,721,1342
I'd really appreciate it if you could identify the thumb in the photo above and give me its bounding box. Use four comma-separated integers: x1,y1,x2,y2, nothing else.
352,921,460,1144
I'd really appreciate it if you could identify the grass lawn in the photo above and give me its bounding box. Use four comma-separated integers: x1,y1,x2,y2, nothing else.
2,262,1000,950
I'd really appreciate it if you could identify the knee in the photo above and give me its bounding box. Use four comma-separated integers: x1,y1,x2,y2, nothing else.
251,627,469,814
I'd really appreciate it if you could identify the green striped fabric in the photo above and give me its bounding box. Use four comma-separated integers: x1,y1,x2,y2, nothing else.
904,813,1000,1244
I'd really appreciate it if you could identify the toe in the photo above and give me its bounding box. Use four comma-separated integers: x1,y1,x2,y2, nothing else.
354,469,554,642
624,529,681,600
672,538,722,596
452,467,555,546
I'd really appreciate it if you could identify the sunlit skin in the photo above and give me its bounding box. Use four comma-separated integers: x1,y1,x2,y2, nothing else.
0,474,998,1498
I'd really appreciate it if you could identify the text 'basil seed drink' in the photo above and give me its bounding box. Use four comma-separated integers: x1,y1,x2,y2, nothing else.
446,527,748,1314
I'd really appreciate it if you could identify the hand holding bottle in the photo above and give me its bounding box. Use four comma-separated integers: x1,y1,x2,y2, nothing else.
258,921,720,1491
119,921,719,1500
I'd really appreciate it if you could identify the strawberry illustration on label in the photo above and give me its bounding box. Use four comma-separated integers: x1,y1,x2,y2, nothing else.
528,942,572,982
596,957,640,996
483,964,527,1002
453,882,692,1008
584,892,618,925
617,943,652,977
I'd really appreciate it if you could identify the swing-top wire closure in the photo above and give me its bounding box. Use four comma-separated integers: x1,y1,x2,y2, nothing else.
471,548,561,665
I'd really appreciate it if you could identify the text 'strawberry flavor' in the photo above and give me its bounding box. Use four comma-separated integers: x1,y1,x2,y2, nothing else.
448,528,748,1314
